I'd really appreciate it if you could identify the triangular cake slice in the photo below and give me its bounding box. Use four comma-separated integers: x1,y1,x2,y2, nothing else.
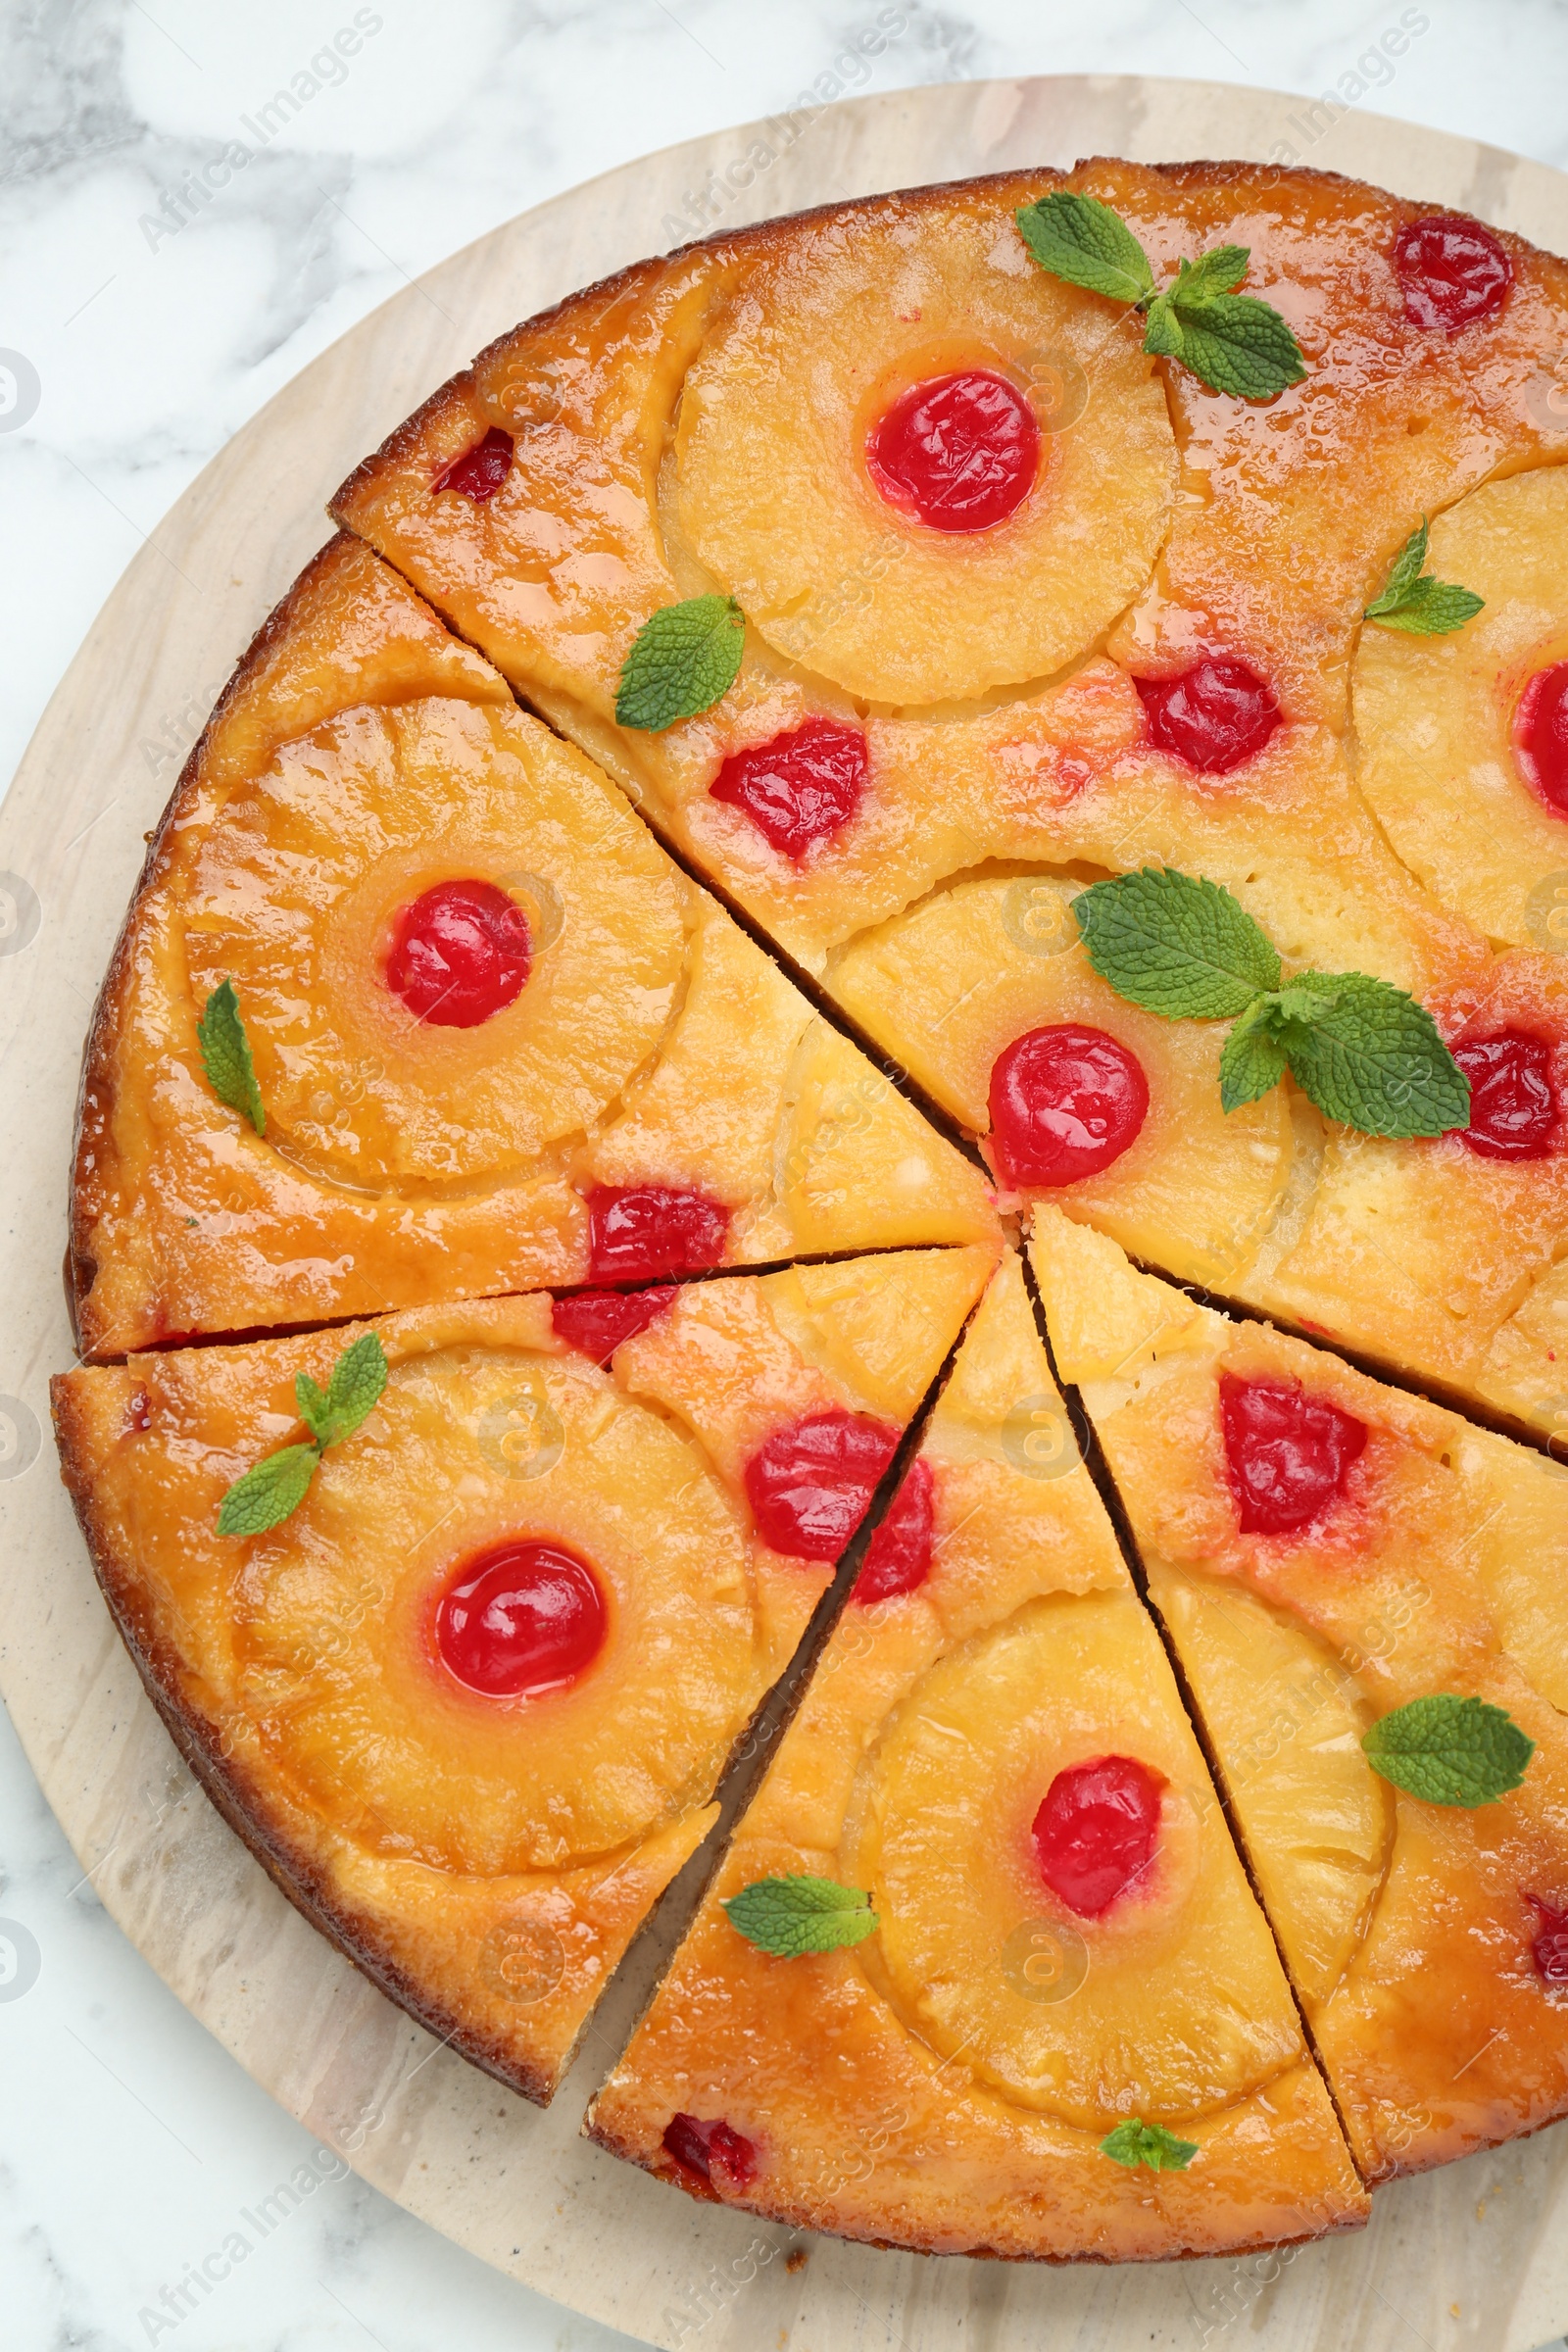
1031,1204,1568,2181
72,533,996,1358
587,1251,1365,2257
52,1245,993,2104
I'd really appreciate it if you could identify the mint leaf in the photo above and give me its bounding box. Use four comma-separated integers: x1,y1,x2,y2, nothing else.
1362,1694,1534,1807
1014,192,1155,307
297,1332,388,1450
217,1442,319,1538
196,979,265,1136
1366,520,1484,635
1168,245,1250,302
615,596,745,731
1279,970,1470,1139
722,1874,878,1957
1075,867,1281,1020
1101,2118,1199,2172
1219,1000,1291,1112
1155,287,1307,401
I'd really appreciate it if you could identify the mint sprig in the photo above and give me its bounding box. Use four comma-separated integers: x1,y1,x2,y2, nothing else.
196,979,266,1136
218,1332,388,1537
1015,192,1305,401
721,1874,878,1957
1362,1694,1534,1807
1365,518,1485,636
615,595,745,731
1101,2118,1199,2172
1074,866,1471,1141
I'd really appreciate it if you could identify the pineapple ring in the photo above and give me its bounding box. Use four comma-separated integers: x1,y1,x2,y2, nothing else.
1352,467,1568,950
181,697,686,1190
673,197,1176,706
233,1343,760,1876
829,871,1292,1289
849,1592,1299,2131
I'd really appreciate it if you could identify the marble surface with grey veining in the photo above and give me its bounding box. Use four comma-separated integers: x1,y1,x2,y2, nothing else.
6,4,1568,2347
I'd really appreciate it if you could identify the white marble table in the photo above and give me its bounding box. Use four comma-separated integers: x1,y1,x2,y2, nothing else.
6,7,1568,2348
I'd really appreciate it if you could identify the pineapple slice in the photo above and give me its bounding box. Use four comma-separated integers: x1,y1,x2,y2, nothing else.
52,1248,990,2103
671,193,1175,705
73,536,996,1356
1033,1203,1568,2180
588,1253,1366,2258
828,869,1292,1290
1353,466,1568,949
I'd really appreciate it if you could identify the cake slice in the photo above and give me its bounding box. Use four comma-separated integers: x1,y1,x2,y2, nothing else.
1031,1204,1568,2180
586,1252,1366,2257
72,534,996,1358
52,1245,993,2104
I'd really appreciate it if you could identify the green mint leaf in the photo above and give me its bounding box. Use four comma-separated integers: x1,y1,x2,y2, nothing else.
722,1874,879,1957
1014,191,1156,307
1270,979,1342,1027
1140,288,1183,359
196,979,266,1136
1365,521,1485,635
614,595,745,731
1365,519,1430,614
1153,289,1307,400
1219,1001,1291,1112
1075,867,1281,1020
1278,970,1470,1139
1362,1694,1535,1807
297,1331,388,1450
1168,244,1250,302
217,1442,320,1538
1101,2118,1200,2172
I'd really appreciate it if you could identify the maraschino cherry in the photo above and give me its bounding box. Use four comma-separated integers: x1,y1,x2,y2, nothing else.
432,425,514,501
1220,1373,1367,1536
584,1186,729,1283
662,2114,759,2188
1135,658,1280,774
1524,1892,1568,1988
386,880,531,1027
551,1287,676,1362
1452,1031,1561,1161
710,719,867,858
745,1409,901,1559
1394,216,1513,335
854,1458,934,1603
1033,1755,1165,1918
865,368,1040,531
988,1025,1149,1189
435,1542,607,1697
1513,662,1568,817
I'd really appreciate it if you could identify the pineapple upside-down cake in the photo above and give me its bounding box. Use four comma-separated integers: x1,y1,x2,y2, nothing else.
50,155,1568,2259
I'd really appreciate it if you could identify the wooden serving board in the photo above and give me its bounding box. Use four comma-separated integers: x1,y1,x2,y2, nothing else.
6,73,1568,2352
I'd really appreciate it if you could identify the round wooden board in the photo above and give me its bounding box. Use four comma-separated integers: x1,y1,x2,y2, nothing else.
6,72,1568,2352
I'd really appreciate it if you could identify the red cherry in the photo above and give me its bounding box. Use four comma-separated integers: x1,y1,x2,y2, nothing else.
855,1458,934,1604
432,426,514,501
1135,658,1281,774
386,880,531,1028
865,368,1040,532
551,1286,676,1363
988,1025,1149,1189
1032,1755,1165,1919
710,719,867,859
1513,662,1568,817
1524,1892,1568,1987
584,1186,729,1283
1394,216,1513,335
745,1408,901,1559
435,1542,607,1697
1452,1031,1561,1161
1219,1372,1367,1536
662,2114,759,2189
